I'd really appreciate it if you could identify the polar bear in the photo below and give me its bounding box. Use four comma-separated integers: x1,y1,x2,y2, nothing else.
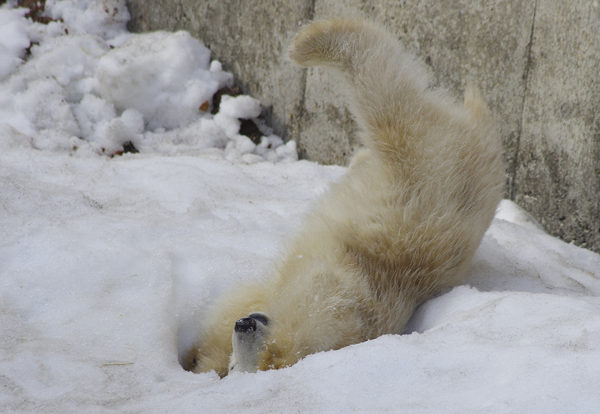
183,17,504,377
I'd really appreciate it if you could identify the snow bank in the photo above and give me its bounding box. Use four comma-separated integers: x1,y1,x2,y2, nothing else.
0,0,296,162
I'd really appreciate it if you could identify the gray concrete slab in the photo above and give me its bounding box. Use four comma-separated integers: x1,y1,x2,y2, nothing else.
514,0,600,251
125,0,600,253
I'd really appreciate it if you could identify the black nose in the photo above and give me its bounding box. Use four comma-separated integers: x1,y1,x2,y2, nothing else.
234,317,256,333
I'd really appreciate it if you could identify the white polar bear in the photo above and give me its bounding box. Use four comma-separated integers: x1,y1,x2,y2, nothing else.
183,17,505,377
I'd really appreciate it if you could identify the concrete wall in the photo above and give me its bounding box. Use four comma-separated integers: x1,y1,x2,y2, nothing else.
126,0,600,254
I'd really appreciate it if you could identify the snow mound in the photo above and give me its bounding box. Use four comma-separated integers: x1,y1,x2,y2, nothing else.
0,0,297,163
96,30,228,131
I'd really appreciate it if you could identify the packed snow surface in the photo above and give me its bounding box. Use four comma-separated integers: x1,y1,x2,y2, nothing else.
1,1,600,413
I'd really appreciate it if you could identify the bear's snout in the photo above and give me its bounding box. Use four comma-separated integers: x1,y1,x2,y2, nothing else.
234,317,256,333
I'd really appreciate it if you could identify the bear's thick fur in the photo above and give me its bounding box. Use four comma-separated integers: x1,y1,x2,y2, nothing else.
183,17,504,377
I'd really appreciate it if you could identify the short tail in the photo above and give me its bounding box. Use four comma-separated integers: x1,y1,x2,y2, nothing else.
463,82,492,123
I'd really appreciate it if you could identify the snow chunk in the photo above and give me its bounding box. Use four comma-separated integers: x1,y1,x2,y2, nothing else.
0,8,30,57
0,7,31,80
219,95,262,119
45,0,130,40
16,78,80,137
96,31,232,131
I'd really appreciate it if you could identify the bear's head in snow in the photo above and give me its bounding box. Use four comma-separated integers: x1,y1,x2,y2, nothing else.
228,312,270,374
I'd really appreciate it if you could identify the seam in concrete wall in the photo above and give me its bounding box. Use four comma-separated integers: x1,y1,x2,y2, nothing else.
296,0,316,152
308,0,316,21
511,0,538,200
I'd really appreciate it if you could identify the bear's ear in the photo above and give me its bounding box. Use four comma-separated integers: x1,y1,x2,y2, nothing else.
180,345,199,372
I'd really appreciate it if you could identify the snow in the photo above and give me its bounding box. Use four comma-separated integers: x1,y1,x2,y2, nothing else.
0,0,296,162
1,1,600,413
